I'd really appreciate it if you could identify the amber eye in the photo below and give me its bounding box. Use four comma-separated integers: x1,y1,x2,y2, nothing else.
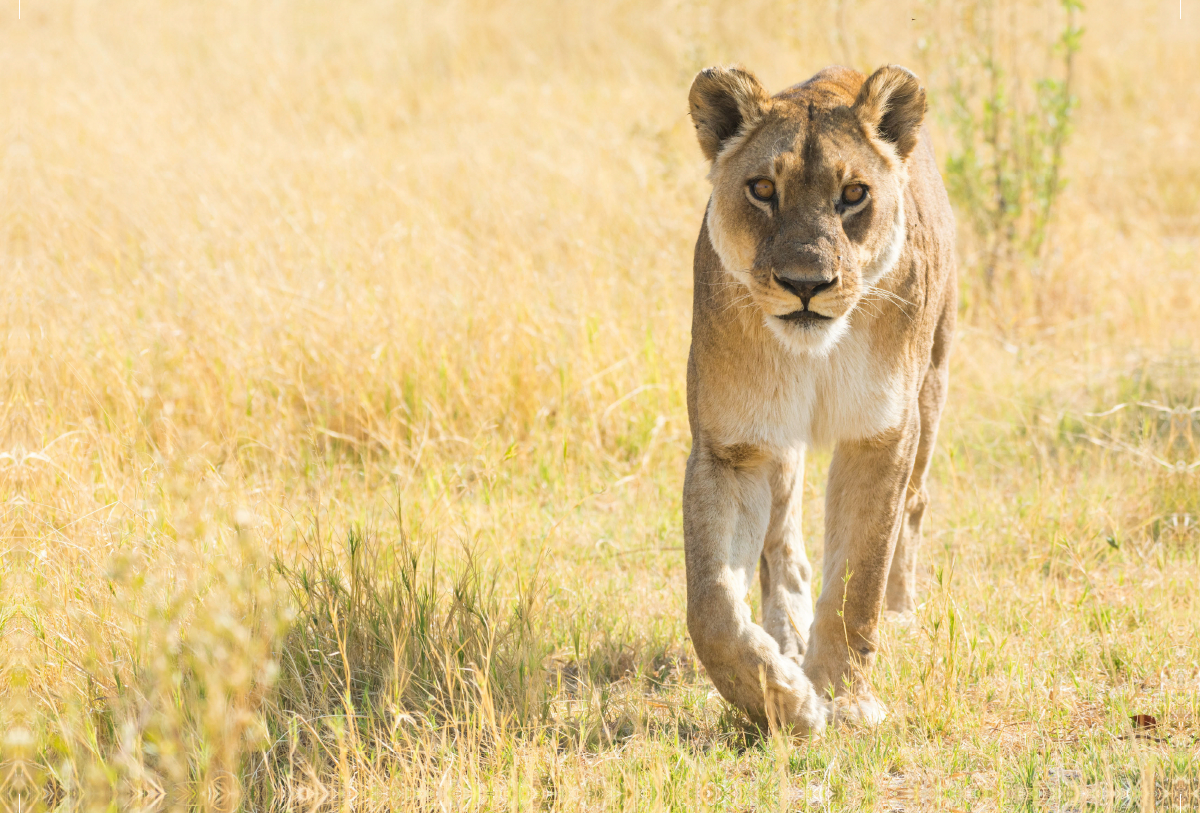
842,183,867,205
749,178,775,201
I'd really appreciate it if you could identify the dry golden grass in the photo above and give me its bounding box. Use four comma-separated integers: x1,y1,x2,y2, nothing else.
2,0,1198,810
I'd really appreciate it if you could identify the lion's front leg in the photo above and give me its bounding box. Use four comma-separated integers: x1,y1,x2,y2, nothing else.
683,445,827,734
804,414,919,725
760,447,815,661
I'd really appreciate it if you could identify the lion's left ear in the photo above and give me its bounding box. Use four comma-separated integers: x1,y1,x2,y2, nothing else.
852,65,926,160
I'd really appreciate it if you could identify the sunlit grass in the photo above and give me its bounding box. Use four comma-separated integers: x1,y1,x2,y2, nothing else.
1,0,1197,810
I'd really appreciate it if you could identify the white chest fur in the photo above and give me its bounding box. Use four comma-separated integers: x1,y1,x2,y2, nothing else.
712,326,909,451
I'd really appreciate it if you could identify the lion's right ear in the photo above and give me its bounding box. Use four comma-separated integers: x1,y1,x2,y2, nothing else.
688,66,770,162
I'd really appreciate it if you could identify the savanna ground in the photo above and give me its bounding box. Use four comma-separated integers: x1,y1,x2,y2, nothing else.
2,0,1198,810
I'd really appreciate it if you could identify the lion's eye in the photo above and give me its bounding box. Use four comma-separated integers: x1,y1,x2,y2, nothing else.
749,179,775,201
842,183,867,205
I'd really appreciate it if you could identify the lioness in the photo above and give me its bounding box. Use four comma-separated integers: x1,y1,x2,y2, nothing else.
683,64,956,733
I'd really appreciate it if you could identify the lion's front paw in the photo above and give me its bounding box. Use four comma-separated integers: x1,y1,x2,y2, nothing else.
830,693,887,727
767,663,828,735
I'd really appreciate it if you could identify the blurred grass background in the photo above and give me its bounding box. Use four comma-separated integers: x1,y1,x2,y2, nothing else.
1,0,1197,809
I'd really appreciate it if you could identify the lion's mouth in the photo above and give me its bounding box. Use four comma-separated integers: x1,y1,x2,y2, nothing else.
777,310,833,324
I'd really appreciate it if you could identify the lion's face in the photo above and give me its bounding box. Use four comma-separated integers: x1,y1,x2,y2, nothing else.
691,66,926,355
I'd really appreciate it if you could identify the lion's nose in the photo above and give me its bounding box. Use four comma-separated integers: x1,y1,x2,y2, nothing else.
774,274,838,307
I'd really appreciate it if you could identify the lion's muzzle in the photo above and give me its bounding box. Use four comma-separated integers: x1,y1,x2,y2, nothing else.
774,273,839,310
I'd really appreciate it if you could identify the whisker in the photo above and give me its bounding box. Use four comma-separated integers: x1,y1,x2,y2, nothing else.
858,290,915,323
699,276,760,313
863,284,915,310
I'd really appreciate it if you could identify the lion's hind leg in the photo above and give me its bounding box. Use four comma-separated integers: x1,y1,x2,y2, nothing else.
885,299,953,617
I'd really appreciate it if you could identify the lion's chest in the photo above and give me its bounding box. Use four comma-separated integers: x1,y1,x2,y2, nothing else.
719,331,909,450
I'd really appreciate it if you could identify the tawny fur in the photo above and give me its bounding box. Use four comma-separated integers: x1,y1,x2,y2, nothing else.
683,64,957,733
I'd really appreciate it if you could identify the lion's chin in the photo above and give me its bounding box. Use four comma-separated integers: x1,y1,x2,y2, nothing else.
765,312,850,357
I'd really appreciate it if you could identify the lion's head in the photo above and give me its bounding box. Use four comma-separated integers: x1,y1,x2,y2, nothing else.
689,64,926,355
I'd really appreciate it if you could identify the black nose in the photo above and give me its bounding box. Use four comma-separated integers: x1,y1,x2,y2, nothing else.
774,274,838,306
